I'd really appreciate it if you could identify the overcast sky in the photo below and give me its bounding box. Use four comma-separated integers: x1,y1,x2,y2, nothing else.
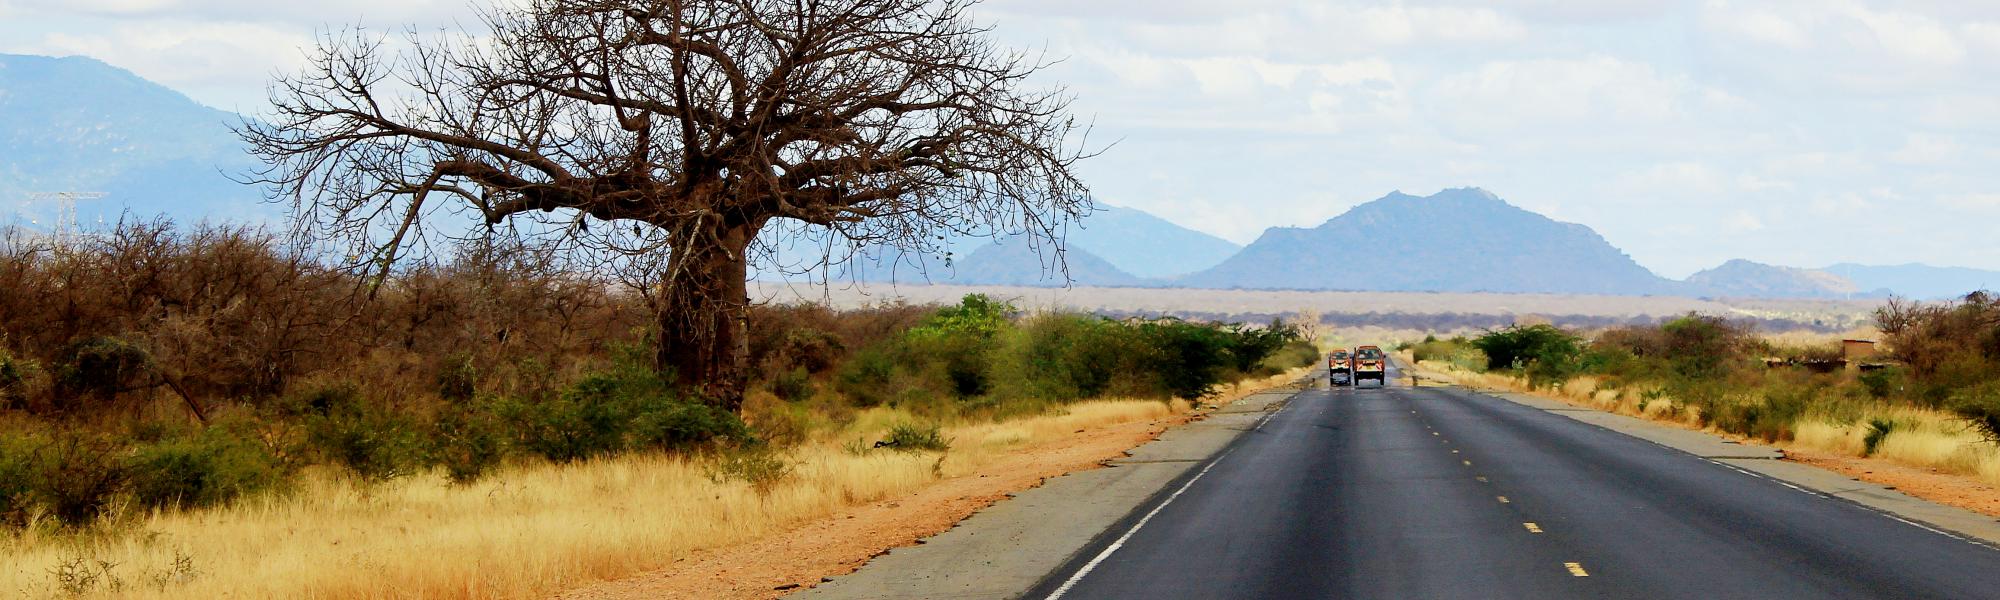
3,0,1997,277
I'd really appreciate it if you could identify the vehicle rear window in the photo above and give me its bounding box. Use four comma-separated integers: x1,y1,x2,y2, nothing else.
1357,349,1383,359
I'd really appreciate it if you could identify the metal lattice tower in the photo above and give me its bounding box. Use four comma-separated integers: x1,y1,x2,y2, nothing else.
28,191,107,236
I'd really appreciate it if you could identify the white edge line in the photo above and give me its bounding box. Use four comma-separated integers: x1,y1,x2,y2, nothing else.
1044,448,1239,599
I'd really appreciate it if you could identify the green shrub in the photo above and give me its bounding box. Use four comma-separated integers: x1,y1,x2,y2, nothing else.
632,401,750,453
431,404,506,485
126,428,284,511
705,448,792,495
1137,319,1234,400
1412,337,1488,372
998,315,1133,402
0,347,44,410
1863,418,1897,456
901,295,1014,398
765,367,815,402
435,353,478,403
0,431,37,526
1860,368,1900,399
505,369,749,462
305,399,426,483
54,336,153,408
881,422,951,452
834,347,897,408
1223,320,1303,375
1473,324,1581,374
502,387,633,464
1256,339,1321,375
1660,315,1752,379
31,433,130,526
1950,381,2000,445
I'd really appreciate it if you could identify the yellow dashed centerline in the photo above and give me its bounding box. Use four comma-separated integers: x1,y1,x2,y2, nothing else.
1475,476,1489,483
1523,522,1543,533
1565,562,1589,577
1497,496,1510,503
1462,460,1473,466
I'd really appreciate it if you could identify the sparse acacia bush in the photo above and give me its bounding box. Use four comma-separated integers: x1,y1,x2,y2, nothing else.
31,433,131,526
880,422,951,452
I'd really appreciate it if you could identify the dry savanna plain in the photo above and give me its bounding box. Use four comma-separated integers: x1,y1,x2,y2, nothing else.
0,279,1907,599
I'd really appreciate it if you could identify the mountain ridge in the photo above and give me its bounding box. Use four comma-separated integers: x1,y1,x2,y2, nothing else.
0,53,270,225
1180,188,1681,295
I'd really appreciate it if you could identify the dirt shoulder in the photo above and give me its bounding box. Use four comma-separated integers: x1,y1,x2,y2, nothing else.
554,371,1306,600
1787,449,2000,519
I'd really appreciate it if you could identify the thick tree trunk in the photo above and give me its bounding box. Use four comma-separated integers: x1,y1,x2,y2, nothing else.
657,220,754,412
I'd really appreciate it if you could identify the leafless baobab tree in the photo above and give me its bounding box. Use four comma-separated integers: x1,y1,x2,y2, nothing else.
241,0,1093,410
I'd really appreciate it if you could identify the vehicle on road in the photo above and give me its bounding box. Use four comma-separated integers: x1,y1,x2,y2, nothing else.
1353,345,1387,385
1328,349,1353,386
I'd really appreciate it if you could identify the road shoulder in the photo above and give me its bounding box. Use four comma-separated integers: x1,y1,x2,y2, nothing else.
801,386,1303,600
1464,386,2000,547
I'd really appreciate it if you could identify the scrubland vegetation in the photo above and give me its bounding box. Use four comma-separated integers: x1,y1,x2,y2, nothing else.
0,222,1315,598
1410,293,2000,484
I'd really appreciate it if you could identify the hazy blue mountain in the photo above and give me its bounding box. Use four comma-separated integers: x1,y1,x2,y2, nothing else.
952,239,1150,287
1179,188,1679,295
1067,204,1240,279
1685,259,1878,299
0,54,270,227
1822,263,1999,300
789,202,1229,286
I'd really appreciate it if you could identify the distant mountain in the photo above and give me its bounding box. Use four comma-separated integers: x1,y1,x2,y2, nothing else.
952,239,1149,287
798,202,1229,286
1822,263,1999,300
1066,204,1240,279
1685,260,1878,299
0,54,269,226
1179,188,1679,295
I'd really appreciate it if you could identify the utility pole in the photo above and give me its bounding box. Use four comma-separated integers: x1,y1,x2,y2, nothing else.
27,191,107,238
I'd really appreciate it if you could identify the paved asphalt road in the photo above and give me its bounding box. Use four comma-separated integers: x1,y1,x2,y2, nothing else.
1029,368,2000,599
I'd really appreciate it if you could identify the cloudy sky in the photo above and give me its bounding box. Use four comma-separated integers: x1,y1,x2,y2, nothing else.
3,0,1997,276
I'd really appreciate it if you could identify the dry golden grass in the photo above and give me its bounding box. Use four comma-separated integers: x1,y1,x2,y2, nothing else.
0,398,1189,599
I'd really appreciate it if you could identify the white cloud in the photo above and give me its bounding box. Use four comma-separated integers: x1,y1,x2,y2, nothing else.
1942,193,2000,212
1725,210,1766,232
1839,4,1965,66
1424,56,1707,143
3,0,1999,271
1887,133,1964,165
1706,5,1811,48
21,21,312,109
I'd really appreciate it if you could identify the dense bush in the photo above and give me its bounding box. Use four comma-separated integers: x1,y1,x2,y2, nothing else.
1879,293,2000,438
631,402,750,453
1410,335,1487,372
1473,325,1582,386
126,428,284,511
431,406,506,485
1137,319,1239,400
1473,325,1580,371
0,432,36,526
30,433,131,526
0,220,1316,529
881,422,951,452
504,369,750,462
54,336,154,410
